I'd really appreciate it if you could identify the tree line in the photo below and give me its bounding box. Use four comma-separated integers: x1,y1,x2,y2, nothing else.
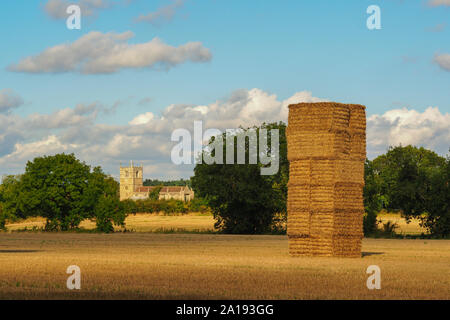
0,154,209,232
0,122,448,237
193,122,449,237
363,145,449,237
0,154,125,232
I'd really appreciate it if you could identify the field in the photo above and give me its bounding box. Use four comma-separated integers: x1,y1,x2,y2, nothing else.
1,213,449,299
5,213,217,233
4,211,427,235
377,212,428,235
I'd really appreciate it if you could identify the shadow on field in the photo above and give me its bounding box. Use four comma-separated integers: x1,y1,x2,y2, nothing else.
362,251,384,257
0,249,42,253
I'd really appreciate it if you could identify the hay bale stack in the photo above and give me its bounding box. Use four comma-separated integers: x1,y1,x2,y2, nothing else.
287,102,366,258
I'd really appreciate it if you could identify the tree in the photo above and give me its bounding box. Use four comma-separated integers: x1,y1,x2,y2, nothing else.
0,153,122,231
371,146,449,237
149,186,163,200
0,175,24,230
423,156,450,236
191,122,287,234
363,159,383,235
94,195,126,233
143,178,191,187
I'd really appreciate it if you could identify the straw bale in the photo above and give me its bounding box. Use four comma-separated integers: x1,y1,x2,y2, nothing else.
309,235,333,256
310,185,334,210
308,215,334,235
287,184,310,210
288,233,363,257
288,160,310,183
334,183,364,210
287,131,351,160
333,211,364,237
332,236,362,257
289,159,364,185
350,133,366,160
349,104,366,134
287,102,365,257
287,103,366,132
288,183,364,211
287,210,310,235
288,237,311,256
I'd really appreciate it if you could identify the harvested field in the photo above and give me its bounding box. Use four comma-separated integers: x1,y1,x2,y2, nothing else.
0,233,448,299
377,212,428,236
5,213,216,233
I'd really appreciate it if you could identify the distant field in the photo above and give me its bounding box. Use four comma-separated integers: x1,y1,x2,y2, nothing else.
5,213,217,233
5,212,427,235
377,212,428,235
0,233,448,299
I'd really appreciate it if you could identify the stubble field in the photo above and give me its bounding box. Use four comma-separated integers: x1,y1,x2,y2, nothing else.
0,231,448,299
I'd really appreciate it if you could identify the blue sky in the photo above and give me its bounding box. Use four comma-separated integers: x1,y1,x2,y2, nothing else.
0,0,449,178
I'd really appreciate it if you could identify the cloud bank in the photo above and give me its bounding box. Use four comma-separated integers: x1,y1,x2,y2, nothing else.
427,0,450,7
8,31,212,74
367,106,450,158
0,89,448,179
0,89,24,114
434,53,450,71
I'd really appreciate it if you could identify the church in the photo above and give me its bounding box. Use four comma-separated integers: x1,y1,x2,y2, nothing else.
119,161,195,202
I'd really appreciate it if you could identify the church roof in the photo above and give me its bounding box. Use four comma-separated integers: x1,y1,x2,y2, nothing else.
161,186,186,193
134,186,192,194
135,186,155,193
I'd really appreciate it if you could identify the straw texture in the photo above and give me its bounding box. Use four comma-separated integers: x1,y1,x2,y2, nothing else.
287,102,366,258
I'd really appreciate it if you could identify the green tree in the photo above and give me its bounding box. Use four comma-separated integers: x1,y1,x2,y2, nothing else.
192,122,287,234
363,159,383,235
143,178,191,187
371,146,449,237
0,175,24,229
1,153,122,231
149,186,163,200
94,195,126,233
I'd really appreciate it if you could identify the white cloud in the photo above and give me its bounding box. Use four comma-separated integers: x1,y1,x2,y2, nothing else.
0,89,24,113
27,103,99,129
434,53,450,71
8,31,212,74
1,135,79,167
427,0,450,7
153,89,326,131
367,107,450,158
129,112,155,125
103,134,143,157
0,88,448,179
135,0,184,26
0,88,322,178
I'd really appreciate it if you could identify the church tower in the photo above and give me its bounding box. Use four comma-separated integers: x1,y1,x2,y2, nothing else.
119,161,143,200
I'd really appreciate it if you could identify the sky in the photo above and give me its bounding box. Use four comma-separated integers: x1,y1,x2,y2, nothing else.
0,0,449,179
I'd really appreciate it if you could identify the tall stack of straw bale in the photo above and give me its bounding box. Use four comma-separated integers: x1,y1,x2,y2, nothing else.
287,102,366,257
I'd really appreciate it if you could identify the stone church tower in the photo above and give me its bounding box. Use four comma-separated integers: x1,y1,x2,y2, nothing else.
119,161,195,202
119,161,143,201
